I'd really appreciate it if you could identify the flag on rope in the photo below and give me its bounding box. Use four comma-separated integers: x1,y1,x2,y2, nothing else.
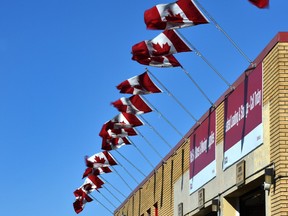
133,54,181,67
99,113,143,138
85,151,118,169
112,112,144,127
109,127,138,137
101,136,131,151
112,95,153,115
144,0,209,30
248,0,269,8
82,166,112,179
132,29,192,59
117,71,162,95
100,126,138,139
99,121,120,139
73,186,93,214
85,174,105,189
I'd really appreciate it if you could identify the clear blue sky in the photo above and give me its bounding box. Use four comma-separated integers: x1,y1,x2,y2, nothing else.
0,0,287,215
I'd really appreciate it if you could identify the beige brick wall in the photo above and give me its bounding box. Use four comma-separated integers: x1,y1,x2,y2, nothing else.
115,138,190,216
216,102,224,144
264,42,288,216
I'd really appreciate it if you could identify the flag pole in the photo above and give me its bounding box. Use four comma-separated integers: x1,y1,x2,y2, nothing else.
101,176,127,198
130,140,155,168
147,69,198,122
116,159,140,184
180,66,214,106
193,0,253,65
136,128,164,159
97,190,118,208
175,29,233,90
103,185,122,203
115,149,147,177
111,166,134,191
142,96,185,138
90,194,114,214
140,115,173,149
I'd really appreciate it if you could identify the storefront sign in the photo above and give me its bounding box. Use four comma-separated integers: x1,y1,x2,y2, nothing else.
189,109,216,194
223,64,263,170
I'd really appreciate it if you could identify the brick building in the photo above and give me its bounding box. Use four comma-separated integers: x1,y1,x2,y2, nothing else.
114,32,288,216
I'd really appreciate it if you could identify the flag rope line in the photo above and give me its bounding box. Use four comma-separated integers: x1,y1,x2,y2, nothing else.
142,95,184,138
130,140,155,168
180,66,214,106
136,128,164,159
98,190,118,208
101,176,126,198
193,0,253,64
116,158,140,184
175,29,233,89
115,149,147,177
103,185,122,203
90,194,114,215
147,69,198,122
111,166,134,191
140,115,173,149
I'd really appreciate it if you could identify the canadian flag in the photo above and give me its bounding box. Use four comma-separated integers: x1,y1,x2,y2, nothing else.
117,72,162,95
85,151,118,169
108,127,138,137
112,112,144,127
99,113,143,138
73,186,93,214
144,0,209,30
112,95,153,115
100,125,138,139
85,174,105,189
248,0,269,8
101,136,131,151
82,166,112,179
133,54,181,68
132,29,192,59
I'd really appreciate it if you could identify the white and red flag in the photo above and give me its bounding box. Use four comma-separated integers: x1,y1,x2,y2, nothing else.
116,72,162,95
112,112,144,127
82,166,112,179
108,127,138,137
132,29,192,59
99,113,143,138
99,121,120,139
85,174,105,189
73,186,93,214
101,136,131,151
112,95,153,115
248,0,269,8
85,151,118,169
133,54,181,68
144,0,209,30
99,125,138,139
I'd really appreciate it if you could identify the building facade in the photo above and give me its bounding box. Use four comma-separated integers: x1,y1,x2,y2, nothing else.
114,32,288,216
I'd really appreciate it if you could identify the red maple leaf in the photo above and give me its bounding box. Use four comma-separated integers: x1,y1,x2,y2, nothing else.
165,10,183,23
152,42,171,56
94,155,106,164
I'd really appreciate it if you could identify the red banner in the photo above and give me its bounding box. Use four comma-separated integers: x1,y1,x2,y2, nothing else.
189,109,216,194
223,64,263,169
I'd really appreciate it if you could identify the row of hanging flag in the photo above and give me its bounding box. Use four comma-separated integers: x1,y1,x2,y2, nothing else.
73,0,269,214
73,74,163,213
